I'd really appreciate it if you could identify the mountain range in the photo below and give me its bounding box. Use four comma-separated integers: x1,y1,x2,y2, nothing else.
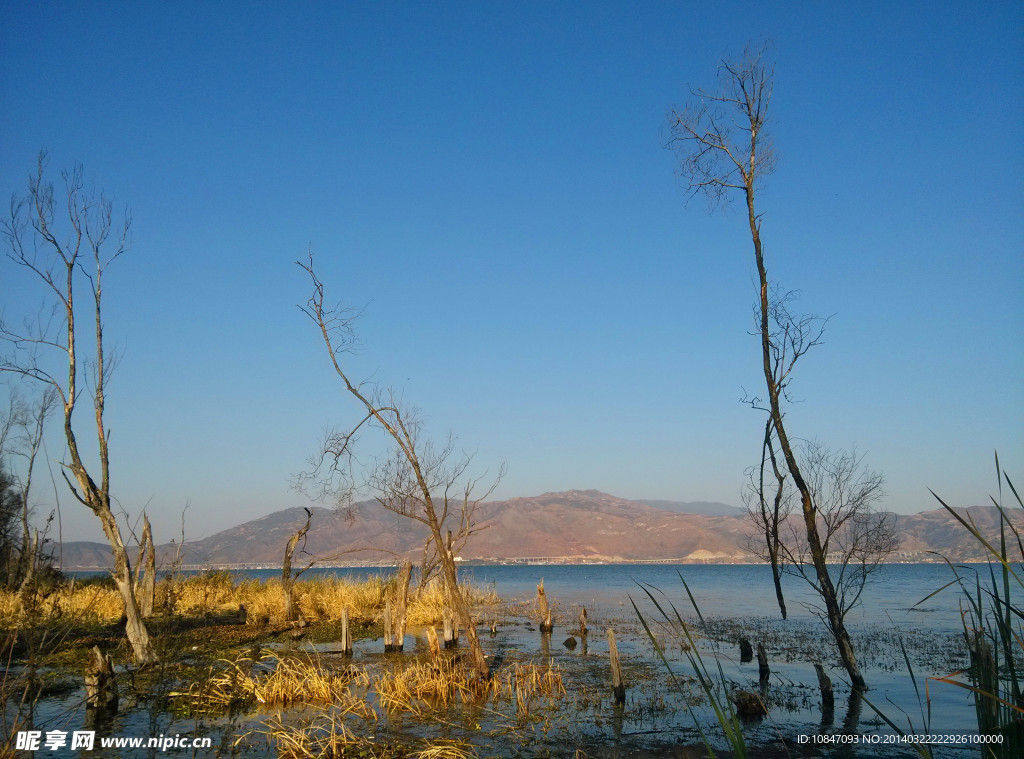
57,489,1019,570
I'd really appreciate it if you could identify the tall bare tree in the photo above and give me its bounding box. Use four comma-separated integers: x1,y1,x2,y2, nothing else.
669,44,873,690
0,154,156,663
297,254,501,677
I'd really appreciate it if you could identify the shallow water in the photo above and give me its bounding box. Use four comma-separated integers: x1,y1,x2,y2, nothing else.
30,563,1014,756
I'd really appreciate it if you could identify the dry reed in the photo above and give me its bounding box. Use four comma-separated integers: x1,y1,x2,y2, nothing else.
0,584,123,626
179,650,374,716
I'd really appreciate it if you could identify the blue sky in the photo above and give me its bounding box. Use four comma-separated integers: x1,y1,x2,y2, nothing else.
1,1,1021,543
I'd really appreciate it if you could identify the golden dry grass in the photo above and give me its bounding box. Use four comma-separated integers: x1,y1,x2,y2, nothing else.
179,650,374,716
0,584,123,626
373,654,565,720
0,570,497,629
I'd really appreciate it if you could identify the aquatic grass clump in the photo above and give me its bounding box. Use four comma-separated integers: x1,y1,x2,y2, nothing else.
180,650,373,716
496,661,567,723
632,575,748,759
373,655,565,720
263,707,478,759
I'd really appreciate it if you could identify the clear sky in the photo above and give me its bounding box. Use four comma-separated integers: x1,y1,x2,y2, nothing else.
1,1,1021,544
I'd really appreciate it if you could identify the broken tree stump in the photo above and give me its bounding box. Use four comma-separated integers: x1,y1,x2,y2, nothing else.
733,689,767,720
443,609,458,649
814,663,834,721
393,561,412,652
757,642,770,685
384,599,394,652
426,625,441,662
537,579,553,633
85,646,118,713
607,627,625,705
579,607,588,636
340,608,353,656
739,638,753,663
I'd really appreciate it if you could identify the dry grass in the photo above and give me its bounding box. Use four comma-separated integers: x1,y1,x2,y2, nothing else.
264,710,478,759
232,574,498,626
0,584,123,626
0,570,497,629
374,658,481,714
166,570,236,615
261,708,365,759
373,655,565,721
179,650,374,716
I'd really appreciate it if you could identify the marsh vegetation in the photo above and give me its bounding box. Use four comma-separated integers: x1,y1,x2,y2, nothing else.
2,556,1017,758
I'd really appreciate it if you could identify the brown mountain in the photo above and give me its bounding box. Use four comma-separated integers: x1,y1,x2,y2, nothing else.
58,490,1022,569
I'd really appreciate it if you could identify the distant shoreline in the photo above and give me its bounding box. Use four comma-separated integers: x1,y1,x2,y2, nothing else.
64,555,996,573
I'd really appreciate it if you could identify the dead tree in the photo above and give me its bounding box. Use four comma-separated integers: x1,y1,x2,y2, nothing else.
0,155,156,662
282,507,314,622
296,255,502,677
773,442,894,614
669,44,880,690
15,388,55,592
133,514,156,618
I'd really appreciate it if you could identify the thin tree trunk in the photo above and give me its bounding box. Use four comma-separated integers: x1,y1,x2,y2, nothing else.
135,515,155,618
763,422,788,620
282,508,313,623
433,514,487,676
746,182,865,691
98,508,156,663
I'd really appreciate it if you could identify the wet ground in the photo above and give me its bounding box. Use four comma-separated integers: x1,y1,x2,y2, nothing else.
4,591,988,758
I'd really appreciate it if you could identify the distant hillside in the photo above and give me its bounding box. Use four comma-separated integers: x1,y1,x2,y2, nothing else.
58,489,1022,569
636,499,743,517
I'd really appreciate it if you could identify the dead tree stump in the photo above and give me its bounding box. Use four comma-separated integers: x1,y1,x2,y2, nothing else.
579,607,588,636
607,628,625,706
732,689,767,720
426,625,441,662
814,663,834,720
340,608,353,657
443,609,458,649
757,642,770,685
393,561,412,652
85,646,118,713
537,579,553,633
384,599,394,652
739,638,753,663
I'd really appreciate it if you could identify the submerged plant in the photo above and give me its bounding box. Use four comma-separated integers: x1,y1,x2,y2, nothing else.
631,574,748,759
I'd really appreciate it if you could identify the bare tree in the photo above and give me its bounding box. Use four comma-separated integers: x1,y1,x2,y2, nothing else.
669,43,873,690
0,390,27,585
15,388,57,592
297,254,501,677
745,440,895,622
0,154,156,663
